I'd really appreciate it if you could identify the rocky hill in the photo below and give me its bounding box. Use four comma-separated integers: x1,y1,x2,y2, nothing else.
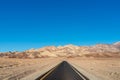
113,41,120,49
0,42,120,58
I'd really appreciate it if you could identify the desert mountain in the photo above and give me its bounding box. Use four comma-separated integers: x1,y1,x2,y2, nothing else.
113,41,120,49
0,42,120,58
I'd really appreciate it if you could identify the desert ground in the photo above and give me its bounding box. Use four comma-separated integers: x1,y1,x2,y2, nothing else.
0,57,120,80
67,57,120,80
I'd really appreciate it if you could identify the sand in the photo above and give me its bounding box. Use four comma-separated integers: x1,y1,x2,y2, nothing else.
0,57,120,80
67,57,120,80
0,58,62,80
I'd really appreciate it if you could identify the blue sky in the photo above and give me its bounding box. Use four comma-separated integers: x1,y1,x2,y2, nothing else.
0,0,120,52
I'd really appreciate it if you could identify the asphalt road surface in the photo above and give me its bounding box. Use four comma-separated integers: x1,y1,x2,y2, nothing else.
36,61,89,80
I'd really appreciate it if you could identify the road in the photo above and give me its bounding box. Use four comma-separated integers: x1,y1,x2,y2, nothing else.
35,61,89,80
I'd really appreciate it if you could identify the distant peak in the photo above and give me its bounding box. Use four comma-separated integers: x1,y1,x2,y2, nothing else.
113,41,120,45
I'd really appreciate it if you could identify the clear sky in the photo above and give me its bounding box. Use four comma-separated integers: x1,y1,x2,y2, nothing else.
0,0,120,52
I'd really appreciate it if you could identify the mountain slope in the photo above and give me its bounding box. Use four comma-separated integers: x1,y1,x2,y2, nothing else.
0,42,120,58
